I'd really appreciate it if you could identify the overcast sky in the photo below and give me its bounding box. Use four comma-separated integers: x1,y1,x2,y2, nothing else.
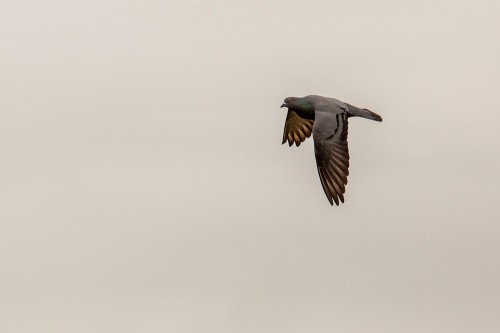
1,0,500,332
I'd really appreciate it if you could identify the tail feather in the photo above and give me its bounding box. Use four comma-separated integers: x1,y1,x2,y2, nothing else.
346,104,383,122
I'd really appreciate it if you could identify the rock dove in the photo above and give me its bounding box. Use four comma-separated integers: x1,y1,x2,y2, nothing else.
281,95,382,206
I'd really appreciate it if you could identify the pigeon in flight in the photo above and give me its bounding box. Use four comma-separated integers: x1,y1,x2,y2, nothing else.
281,95,382,206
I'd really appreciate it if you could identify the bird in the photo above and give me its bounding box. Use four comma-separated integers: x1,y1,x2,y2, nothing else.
281,95,382,206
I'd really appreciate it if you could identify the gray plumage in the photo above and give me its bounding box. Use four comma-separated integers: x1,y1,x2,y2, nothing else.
281,95,382,206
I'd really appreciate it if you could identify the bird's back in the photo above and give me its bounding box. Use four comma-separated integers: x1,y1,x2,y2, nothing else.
304,95,347,114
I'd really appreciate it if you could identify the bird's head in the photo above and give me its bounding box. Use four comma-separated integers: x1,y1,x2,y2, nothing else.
281,96,314,119
281,97,297,108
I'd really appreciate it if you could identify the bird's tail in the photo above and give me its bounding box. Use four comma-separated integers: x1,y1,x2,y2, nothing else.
347,104,383,122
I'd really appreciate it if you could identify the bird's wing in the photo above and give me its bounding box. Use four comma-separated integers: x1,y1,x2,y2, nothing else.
312,109,350,206
282,109,314,147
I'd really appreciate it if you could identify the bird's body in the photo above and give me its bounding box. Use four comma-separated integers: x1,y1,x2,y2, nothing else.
281,95,382,206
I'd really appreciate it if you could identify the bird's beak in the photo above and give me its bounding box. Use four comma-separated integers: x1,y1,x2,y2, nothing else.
280,103,287,108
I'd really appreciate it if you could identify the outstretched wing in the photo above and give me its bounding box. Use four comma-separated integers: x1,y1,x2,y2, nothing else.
282,109,314,147
312,110,350,206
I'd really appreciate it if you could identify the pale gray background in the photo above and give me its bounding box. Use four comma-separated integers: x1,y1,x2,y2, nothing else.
1,0,499,332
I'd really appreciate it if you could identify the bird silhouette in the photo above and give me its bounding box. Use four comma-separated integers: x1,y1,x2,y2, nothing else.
281,95,382,205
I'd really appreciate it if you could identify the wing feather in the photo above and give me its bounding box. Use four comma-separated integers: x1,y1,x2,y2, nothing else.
313,110,350,206
282,110,314,147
